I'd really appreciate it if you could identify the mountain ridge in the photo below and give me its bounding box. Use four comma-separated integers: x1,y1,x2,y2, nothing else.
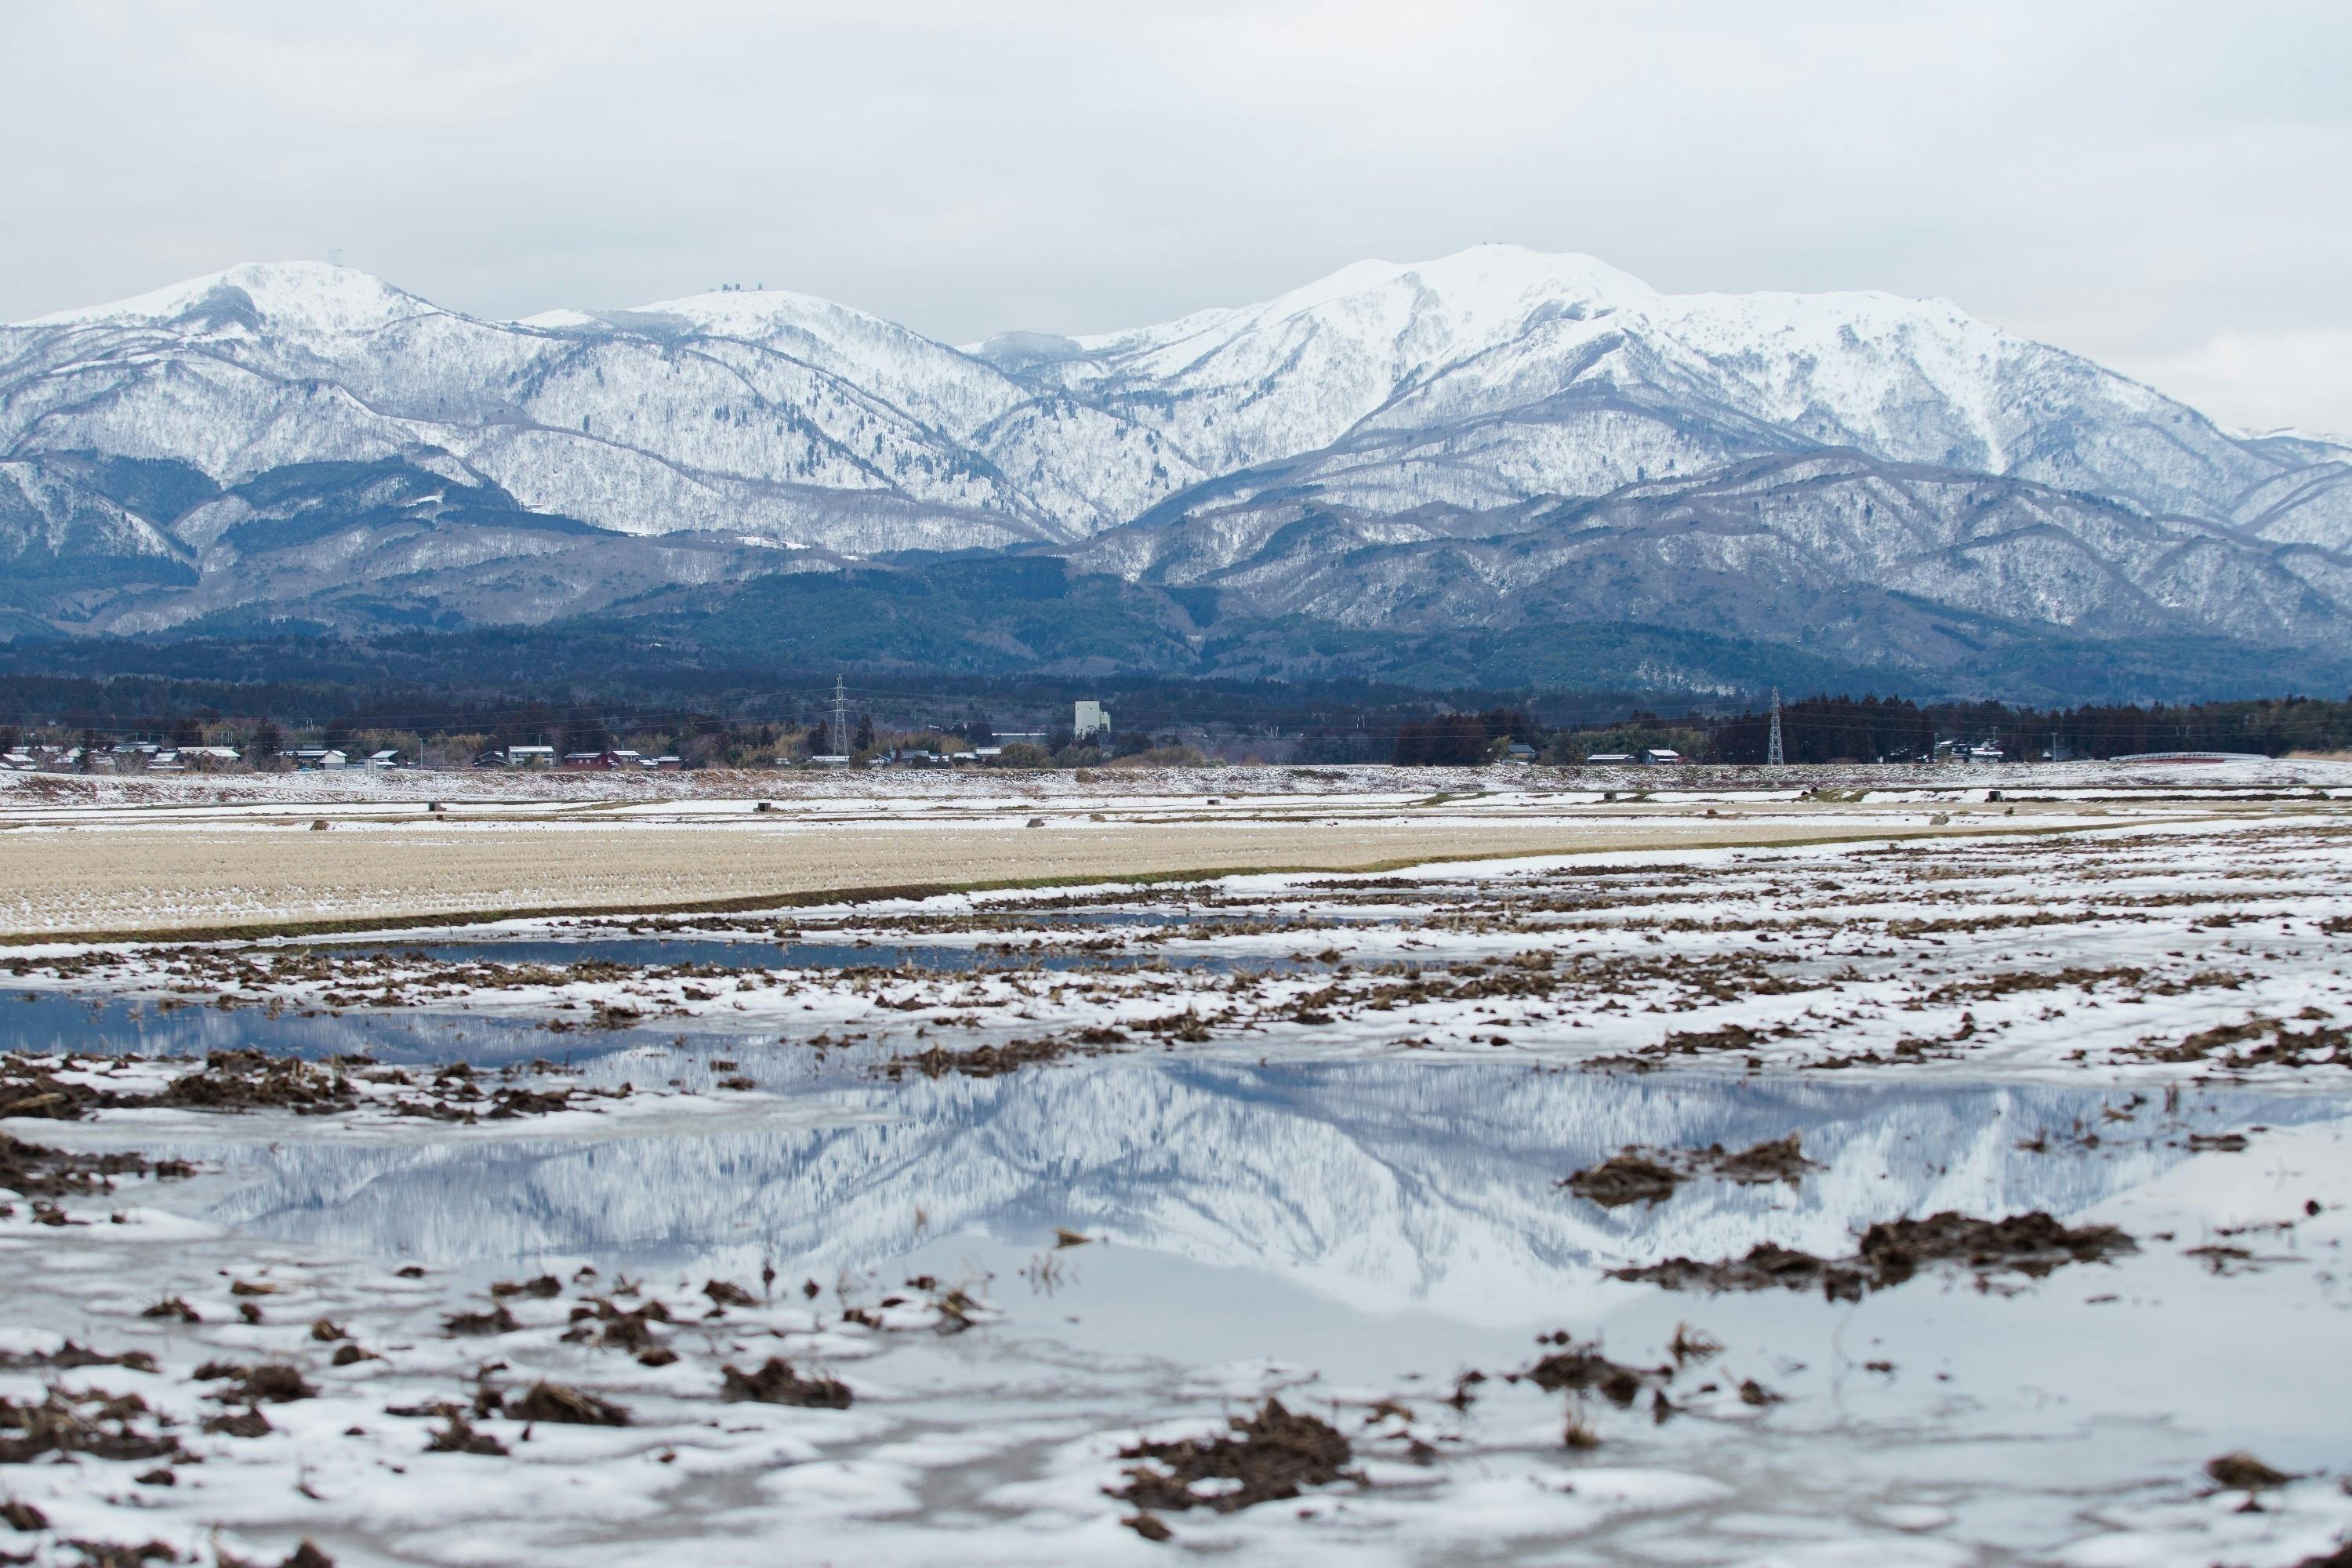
3,247,2347,697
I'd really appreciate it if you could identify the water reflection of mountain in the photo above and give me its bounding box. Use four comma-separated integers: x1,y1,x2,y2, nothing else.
184,1061,2339,1323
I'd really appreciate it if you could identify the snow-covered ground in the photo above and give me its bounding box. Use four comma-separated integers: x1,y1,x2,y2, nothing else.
3,797,2349,1566
4,759,2345,942
8,805,2347,1087
5,756,2349,812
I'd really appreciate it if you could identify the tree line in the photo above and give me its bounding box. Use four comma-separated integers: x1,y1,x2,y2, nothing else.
1385,694,2352,765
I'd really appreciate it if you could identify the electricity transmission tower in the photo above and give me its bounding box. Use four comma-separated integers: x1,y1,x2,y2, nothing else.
1767,687,1785,766
831,676,851,757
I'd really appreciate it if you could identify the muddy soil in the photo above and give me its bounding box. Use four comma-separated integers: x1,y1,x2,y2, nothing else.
1112,1398,1356,1515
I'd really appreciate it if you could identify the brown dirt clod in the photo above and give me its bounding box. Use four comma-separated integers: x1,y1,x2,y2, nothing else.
425,1412,507,1456
158,1051,355,1114
1615,1210,2133,1300
506,1382,630,1427
201,1409,272,1439
1110,1399,1355,1515
1564,1134,1817,1207
1563,1152,1683,1207
442,1305,521,1337
0,1388,183,1465
1713,1134,1817,1184
1515,1339,1664,1406
719,1358,852,1409
2207,1450,2296,1491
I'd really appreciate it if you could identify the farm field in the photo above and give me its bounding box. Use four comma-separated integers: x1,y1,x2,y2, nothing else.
2,763,2348,1566
3,759,2346,940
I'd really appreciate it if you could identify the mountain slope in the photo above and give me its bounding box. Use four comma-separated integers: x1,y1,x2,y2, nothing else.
978,245,2297,527
1069,449,2352,656
4,249,2348,695
0,263,1138,556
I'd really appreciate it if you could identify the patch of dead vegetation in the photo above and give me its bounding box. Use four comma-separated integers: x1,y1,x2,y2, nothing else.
883,1033,1098,1080
441,1305,520,1337
194,1363,315,1405
0,1388,182,1465
1564,1134,1817,1207
3,1047,607,1129
1510,1334,1669,1406
1110,1399,1355,1515
424,1411,507,1456
506,1382,630,1426
2125,1016,2350,1070
719,1358,851,1408
0,1132,190,1205
157,1049,354,1113
1614,1210,2135,1301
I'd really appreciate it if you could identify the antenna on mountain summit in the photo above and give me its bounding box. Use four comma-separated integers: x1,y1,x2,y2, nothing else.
1767,687,1785,767
328,247,344,268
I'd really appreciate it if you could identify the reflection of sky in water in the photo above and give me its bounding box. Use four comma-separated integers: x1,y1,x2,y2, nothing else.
3,990,573,1065
0,932,1334,1067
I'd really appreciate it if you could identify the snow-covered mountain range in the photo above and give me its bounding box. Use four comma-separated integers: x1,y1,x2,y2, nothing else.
3,246,2347,689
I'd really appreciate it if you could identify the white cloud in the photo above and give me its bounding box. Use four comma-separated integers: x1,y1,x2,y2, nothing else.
2116,328,2352,441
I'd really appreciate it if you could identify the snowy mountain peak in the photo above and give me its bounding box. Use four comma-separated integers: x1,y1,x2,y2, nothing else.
510,307,604,331
1068,244,1653,365
23,261,437,338
614,285,909,340
2,245,2347,677
1258,243,1654,326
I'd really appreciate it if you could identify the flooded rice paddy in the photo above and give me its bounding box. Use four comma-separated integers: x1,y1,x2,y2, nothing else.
3,807,2350,1566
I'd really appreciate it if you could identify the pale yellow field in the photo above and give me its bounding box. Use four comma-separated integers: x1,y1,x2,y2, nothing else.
0,787,2268,941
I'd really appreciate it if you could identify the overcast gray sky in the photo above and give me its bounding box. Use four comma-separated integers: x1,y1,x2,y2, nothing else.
5,1,2347,434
